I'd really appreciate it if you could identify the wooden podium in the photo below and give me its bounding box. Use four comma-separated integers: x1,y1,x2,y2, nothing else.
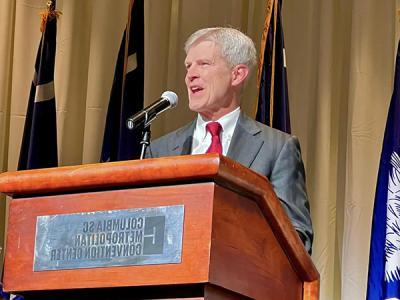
0,154,319,299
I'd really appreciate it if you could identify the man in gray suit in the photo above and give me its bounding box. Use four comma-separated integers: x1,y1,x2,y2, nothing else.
146,27,313,253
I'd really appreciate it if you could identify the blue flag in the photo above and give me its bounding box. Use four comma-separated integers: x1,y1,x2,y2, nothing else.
0,284,24,300
101,0,144,162
367,40,400,299
0,283,23,300
18,3,59,170
256,0,290,133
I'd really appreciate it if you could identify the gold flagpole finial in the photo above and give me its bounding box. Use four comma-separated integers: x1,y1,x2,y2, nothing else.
40,0,61,33
47,0,55,11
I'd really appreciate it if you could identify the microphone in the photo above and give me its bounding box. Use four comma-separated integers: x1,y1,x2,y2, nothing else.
126,91,178,130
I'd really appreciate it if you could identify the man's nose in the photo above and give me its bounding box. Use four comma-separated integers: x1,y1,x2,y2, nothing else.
186,65,199,81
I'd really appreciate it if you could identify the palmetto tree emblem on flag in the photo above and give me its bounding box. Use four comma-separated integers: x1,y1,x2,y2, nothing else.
386,151,400,282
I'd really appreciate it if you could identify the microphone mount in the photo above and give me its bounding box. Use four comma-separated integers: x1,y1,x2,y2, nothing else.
127,91,178,160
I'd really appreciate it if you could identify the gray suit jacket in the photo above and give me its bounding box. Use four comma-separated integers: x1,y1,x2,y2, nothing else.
146,112,313,252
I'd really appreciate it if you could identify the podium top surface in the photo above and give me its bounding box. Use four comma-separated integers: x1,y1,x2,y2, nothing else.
0,154,319,284
0,155,244,195
0,154,263,197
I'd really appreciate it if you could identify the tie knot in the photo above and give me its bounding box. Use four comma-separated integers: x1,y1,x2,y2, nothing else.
206,122,222,137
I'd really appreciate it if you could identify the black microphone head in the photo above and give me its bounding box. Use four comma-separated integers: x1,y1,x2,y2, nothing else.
161,91,178,108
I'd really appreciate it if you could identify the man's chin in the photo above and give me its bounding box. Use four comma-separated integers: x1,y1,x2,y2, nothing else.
188,103,203,113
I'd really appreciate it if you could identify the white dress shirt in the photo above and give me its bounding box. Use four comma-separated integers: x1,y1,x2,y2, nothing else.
191,107,241,156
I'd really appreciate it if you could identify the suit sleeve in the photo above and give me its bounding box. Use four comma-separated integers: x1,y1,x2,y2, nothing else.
269,136,313,253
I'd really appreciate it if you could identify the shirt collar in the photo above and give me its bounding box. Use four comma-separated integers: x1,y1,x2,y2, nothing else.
195,107,241,141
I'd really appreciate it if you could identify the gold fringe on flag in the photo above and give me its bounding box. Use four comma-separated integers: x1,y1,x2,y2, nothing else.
257,0,274,90
268,0,278,127
255,0,278,127
40,0,62,33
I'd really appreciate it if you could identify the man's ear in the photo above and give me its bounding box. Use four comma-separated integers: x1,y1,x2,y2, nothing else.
231,64,249,87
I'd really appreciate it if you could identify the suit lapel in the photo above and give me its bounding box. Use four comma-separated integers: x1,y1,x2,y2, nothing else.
227,112,264,168
169,120,196,155
166,113,263,165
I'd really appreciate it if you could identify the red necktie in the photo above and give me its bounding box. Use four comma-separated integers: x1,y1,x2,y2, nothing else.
206,122,222,154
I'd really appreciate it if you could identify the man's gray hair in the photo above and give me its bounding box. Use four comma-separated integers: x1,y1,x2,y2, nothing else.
184,27,257,71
